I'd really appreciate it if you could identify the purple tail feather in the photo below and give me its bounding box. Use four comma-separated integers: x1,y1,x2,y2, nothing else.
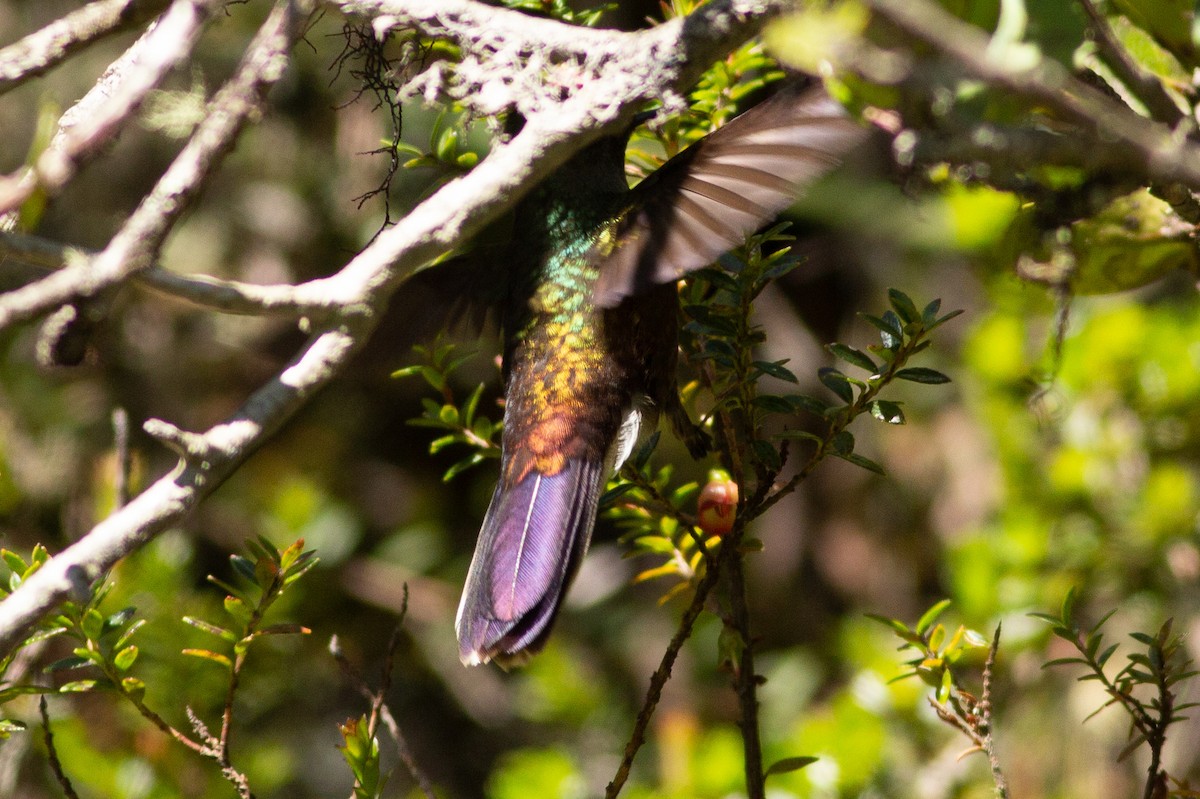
456,458,605,666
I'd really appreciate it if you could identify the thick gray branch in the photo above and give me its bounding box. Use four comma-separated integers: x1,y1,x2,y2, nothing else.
0,0,224,216
0,0,171,96
0,0,308,332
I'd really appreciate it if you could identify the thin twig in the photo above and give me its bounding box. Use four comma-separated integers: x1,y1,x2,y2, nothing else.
1076,0,1185,127
981,625,1008,799
113,408,132,509
39,697,81,799
330,588,437,799
605,553,723,799
726,547,764,799
0,231,344,319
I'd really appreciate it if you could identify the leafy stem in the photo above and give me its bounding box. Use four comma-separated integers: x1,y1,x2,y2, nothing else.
752,291,961,521
1034,590,1199,799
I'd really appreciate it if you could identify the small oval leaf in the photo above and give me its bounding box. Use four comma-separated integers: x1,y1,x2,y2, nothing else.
895,367,951,385
765,756,819,778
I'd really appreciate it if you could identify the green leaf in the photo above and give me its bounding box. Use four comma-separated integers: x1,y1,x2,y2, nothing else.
895,367,951,384
962,628,988,647
818,368,854,403
44,656,90,673
836,451,886,475
751,439,782,472
207,576,249,604
774,429,823,444
0,685,54,703
102,607,137,635
760,255,802,282
390,364,422,379
462,382,485,425
224,595,251,624
826,343,877,372
860,313,902,347
58,680,98,693
428,434,458,455
928,623,946,652
865,613,912,635
0,719,26,738
113,619,146,652
789,394,830,416
0,550,28,576
22,627,68,649
916,600,952,635
765,756,819,777
936,667,952,703
81,609,104,642
255,623,310,637
182,649,232,668
121,676,146,700
1044,657,1089,668
888,288,919,324
1026,612,1061,624
704,338,738,359
112,645,138,672
443,452,487,482
230,555,258,584
752,359,799,383
753,394,798,414
868,400,905,424
927,308,964,332
182,616,237,643
435,125,459,162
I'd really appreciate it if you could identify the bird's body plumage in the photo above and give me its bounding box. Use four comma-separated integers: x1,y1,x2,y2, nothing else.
449,84,867,666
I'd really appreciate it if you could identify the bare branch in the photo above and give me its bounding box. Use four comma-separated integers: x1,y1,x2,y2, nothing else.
331,0,788,118
0,319,365,656
39,698,81,799
0,231,344,318
0,0,225,215
0,0,311,332
0,0,171,96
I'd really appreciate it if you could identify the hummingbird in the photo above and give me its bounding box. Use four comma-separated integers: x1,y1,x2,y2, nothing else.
429,83,866,667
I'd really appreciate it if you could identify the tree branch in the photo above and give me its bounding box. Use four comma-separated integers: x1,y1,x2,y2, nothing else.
0,0,172,96
0,231,346,318
0,0,309,331
0,0,225,216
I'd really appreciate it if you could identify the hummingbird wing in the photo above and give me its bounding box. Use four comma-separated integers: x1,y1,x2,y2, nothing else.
593,85,867,307
455,456,605,666
392,211,516,343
